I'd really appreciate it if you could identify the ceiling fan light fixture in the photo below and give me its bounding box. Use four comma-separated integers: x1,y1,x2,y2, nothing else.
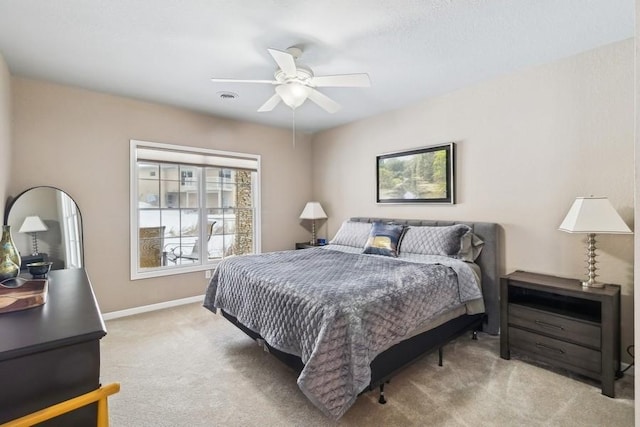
276,82,311,109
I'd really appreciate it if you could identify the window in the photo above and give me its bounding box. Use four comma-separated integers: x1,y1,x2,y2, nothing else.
60,191,82,269
130,140,261,280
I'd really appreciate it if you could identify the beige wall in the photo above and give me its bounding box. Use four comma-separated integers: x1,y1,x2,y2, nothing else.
634,0,639,422
312,39,635,360
10,77,313,312
0,52,11,220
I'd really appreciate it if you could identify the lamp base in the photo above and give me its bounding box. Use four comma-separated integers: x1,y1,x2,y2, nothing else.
581,280,605,289
30,232,40,257
310,220,317,246
581,233,604,289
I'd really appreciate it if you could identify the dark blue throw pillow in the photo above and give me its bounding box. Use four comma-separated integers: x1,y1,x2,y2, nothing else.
362,222,405,257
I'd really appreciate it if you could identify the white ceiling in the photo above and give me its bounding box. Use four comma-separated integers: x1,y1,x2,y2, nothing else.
0,0,634,133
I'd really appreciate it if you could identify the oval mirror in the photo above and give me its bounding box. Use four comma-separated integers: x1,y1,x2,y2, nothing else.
4,186,83,270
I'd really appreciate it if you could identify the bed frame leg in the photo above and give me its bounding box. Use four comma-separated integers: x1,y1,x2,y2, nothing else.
438,347,443,366
378,383,387,404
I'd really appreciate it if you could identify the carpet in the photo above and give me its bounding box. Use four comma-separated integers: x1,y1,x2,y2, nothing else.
100,303,634,426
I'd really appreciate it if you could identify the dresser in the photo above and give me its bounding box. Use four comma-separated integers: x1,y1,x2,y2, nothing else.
0,269,106,425
500,270,621,397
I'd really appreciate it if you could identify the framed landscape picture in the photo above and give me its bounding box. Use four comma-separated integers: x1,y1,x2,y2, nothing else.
376,142,455,204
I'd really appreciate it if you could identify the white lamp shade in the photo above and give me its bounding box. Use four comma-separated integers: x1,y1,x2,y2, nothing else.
19,215,48,233
299,202,327,220
559,197,632,234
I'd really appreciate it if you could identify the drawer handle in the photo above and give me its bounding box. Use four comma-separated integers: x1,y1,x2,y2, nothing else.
535,342,565,354
534,320,564,331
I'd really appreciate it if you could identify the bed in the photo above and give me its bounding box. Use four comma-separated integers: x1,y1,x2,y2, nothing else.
203,217,500,419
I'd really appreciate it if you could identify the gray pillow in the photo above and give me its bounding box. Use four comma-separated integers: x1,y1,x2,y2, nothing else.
400,224,472,257
329,221,372,248
456,231,485,262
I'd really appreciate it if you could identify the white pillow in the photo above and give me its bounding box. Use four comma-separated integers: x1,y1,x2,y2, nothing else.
329,221,372,248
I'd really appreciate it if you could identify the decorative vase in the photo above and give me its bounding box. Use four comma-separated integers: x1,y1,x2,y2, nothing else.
0,253,19,282
0,225,21,270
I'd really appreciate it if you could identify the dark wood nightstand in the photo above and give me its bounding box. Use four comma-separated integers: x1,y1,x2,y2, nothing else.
295,242,317,250
19,253,48,271
500,270,621,397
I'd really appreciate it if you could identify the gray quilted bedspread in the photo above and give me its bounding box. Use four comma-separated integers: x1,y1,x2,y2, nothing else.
203,248,482,419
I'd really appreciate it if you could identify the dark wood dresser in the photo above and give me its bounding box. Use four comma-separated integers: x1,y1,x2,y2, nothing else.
500,270,621,397
0,268,106,425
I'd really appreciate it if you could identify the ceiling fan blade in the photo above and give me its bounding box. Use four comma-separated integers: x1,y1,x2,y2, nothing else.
211,78,277,84
257,93,282,112
311,73,371,88
307,88,341,113
267,48,297,77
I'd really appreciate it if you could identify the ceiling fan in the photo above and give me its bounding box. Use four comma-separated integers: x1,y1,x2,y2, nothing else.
211,46,370,113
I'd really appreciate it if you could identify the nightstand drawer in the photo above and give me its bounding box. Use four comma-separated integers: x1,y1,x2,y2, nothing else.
509,327,601,375
509,304,600,348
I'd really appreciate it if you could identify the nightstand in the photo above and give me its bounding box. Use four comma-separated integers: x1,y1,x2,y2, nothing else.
500,270,621,397
295,242,317,250
20,253,48,271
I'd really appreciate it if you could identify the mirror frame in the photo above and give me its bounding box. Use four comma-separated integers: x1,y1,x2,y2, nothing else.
4,186,85,269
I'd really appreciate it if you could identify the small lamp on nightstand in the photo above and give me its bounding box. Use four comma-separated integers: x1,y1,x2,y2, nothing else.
19,215,48,256
299,202,327,245
558,196,632,288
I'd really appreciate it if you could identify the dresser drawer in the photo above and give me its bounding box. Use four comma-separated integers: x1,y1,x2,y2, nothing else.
508,304,600,348
509,327,601,375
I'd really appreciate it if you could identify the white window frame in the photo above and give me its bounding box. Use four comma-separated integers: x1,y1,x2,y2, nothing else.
59,191,82,269
130,139,261,280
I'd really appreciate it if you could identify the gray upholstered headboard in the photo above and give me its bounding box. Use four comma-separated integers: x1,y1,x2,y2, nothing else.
350,217,500,335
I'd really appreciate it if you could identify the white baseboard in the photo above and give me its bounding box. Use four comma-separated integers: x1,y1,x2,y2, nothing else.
102,294,205,321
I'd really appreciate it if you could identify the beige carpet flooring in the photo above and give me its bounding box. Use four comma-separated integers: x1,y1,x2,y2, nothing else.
100,303,634,426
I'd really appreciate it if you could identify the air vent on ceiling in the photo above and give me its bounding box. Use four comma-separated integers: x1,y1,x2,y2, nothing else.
217,91,239,100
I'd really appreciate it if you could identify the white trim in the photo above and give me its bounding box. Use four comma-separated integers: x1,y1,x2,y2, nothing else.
130,140,142,280
102,294,205,321
133,139,260,165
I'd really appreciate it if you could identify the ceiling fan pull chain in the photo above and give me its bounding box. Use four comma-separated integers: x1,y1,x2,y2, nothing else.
292,108,296,149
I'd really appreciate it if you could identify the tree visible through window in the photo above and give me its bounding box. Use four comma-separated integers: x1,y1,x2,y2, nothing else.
130,140,261,280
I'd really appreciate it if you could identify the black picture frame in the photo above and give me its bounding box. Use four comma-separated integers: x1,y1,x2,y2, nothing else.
376,142,455,204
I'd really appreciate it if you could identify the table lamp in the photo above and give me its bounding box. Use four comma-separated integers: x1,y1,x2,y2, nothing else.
558,196,632,288
19,215,48,256
299,202,327,245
